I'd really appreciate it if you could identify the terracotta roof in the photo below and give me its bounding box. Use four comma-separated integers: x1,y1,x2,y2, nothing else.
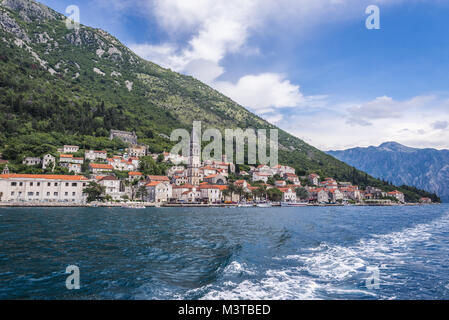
0,174,88,181
60,154,73,158
199,184,222,190
148,175,170,181
90,163,113,170
146,181,163,187
172,183,195,189
98,176,118,181
128,172,142,176
205,174,218,179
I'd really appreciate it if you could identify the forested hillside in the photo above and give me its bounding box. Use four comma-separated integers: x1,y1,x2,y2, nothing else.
0,0,439,202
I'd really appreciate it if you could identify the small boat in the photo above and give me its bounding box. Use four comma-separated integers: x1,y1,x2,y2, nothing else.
256,202,272,208
281,202,308,207
238,203,254,207
121,204,146,209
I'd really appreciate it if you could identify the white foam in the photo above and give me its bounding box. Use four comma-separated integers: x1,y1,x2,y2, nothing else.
199,212,449,300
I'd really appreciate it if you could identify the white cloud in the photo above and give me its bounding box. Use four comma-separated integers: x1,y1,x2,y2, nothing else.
345,95,437,126
276,95,449,150
214,73,304,111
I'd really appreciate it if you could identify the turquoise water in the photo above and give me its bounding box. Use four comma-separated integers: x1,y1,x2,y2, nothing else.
0,205,448,299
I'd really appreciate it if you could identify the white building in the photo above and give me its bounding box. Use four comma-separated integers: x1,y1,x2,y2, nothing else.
0,174,89,203
199,184,222,203
145,181,172,203
68,163,82,174
279,187,297,202
85,150,107,161
252,172,271,183
42,154,56,171
97,176,122,201
22,157,41,166
127,145,147,158
63,145,80,153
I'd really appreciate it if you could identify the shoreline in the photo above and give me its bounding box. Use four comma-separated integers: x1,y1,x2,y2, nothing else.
0,202,440,208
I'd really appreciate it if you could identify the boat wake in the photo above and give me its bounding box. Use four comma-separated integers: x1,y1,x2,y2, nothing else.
198,212,449,300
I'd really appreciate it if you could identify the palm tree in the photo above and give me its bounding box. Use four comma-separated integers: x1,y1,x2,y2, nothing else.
82,182,106,202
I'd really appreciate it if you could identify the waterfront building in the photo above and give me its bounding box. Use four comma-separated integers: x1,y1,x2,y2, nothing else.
388,190,405,203
0,174,89,203
97,176,123,201
279,187,297,202
145,181,172,203
199,184,223,203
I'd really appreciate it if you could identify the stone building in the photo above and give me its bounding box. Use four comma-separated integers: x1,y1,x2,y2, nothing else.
110,130,138,145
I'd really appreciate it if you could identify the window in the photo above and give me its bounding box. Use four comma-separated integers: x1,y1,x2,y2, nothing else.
72,192,76,196
65,192,68,196
19,182,23,186
30,182,33,187
36,192,39,196
37,182,40,187
11,192,14,196
54,183,58,187
72,183,77,187
48,182,51,187
47,192,50,196
66,183,69,187
11,182,17,186
28,192,34,196
54,192,58,196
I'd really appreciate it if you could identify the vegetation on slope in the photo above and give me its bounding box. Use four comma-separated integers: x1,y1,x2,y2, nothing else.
0,0,439,202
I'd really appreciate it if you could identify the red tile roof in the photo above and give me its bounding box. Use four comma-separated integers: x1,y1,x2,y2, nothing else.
148,175,170,181
90,163,113,170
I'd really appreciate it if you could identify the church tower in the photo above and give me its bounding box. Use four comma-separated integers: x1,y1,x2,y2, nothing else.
187,130,201,186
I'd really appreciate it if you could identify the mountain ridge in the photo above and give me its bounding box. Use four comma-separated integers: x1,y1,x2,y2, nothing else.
328,142,449,202
0,0,438,202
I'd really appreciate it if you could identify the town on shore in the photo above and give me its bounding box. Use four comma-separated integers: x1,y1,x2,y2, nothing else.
0,129,434,207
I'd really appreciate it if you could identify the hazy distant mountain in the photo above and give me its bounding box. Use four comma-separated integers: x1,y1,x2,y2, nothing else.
328,142,449,202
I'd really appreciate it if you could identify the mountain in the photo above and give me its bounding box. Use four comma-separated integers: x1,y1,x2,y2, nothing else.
328,142,449,202
0,0,438,202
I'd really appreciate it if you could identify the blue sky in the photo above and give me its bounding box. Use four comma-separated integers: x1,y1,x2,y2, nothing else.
41,0,449,150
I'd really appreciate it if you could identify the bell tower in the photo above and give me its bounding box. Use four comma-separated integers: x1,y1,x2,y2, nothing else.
187,123,201,186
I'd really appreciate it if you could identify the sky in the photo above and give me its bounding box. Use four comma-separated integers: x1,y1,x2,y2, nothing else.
40,0,449,151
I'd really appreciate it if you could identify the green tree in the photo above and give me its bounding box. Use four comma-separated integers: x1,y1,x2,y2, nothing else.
267,188,282,202
83,182,105,202
295,187,309,200
136,185,149,202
